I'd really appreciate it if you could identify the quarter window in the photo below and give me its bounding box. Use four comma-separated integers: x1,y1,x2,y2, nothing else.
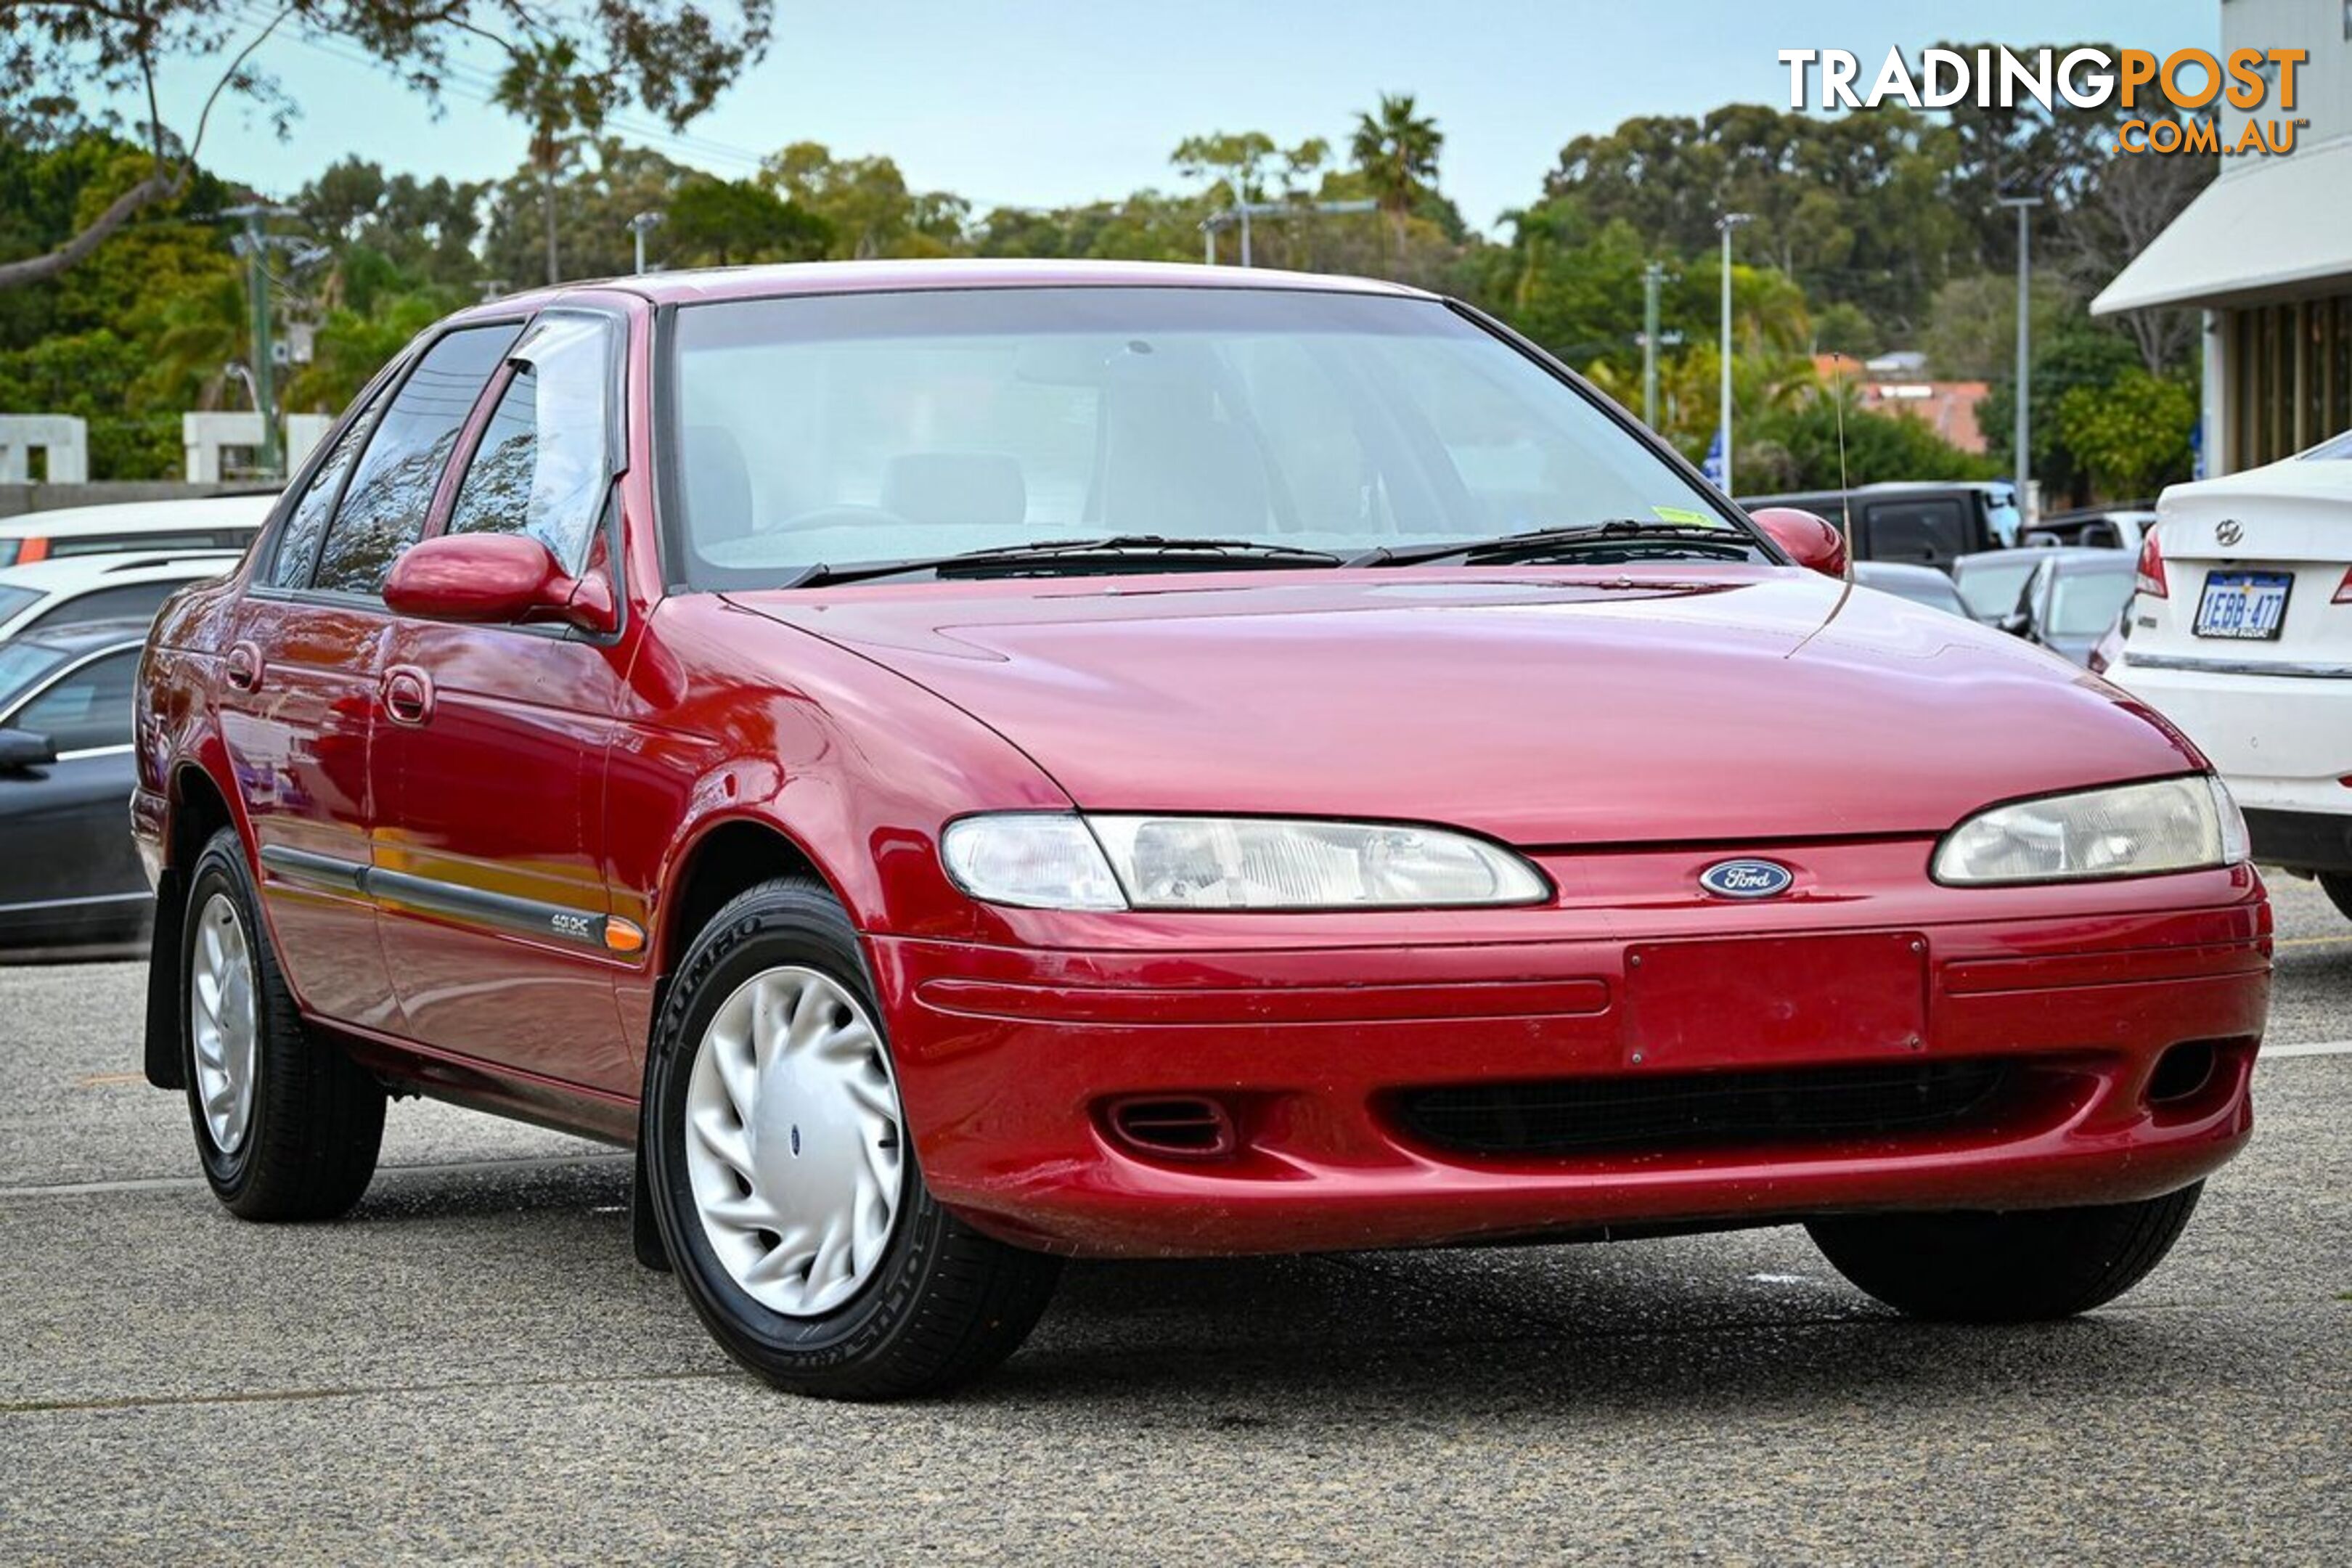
270,380,393,589
7,649,138,753
446,315,618,575
311,324,520,597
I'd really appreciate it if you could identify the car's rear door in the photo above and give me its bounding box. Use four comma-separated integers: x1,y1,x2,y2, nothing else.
0,646,144,940
219,322,521,1030
369,310,640,1095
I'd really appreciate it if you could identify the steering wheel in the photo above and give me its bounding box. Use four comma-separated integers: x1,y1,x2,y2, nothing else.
761,504,910,536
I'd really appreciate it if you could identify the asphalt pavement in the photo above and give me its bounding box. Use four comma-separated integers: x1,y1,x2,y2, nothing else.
1,878,2345,1564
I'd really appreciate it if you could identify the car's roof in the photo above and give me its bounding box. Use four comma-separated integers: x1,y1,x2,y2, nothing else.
1852,561,1958,586
0,493,277,539
4,617,152,656
1953,545,2118,569
454,258,1434,319
0,550,242,593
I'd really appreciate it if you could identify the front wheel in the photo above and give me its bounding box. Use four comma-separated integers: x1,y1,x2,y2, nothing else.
1806,1183,2203,1322
643,879,1060,1399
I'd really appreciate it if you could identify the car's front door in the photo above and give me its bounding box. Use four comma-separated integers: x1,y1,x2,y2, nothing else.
0,646,144,942
220,321,522,1030
369,311,639,1095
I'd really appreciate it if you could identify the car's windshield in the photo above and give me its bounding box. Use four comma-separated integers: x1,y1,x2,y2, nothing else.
1956,555,2039,618
0,640,69,713
2049,566,2135,638
665,286,1758,586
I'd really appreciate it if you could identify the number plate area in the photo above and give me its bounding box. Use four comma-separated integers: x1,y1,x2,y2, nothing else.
2193,571,2291,640
1622,932,1928,1071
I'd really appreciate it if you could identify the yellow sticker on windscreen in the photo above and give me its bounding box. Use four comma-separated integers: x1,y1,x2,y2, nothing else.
1651,505,1724,526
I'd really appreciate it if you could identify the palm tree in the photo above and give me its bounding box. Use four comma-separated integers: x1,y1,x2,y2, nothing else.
493,40,616,285
1349,93,1443,269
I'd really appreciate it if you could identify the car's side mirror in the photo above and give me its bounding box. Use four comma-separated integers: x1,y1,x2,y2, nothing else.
0,727,57,773
1747,507,1849,579
383,533,616,635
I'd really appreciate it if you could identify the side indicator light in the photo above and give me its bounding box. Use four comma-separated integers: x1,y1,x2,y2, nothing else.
604,917,646,954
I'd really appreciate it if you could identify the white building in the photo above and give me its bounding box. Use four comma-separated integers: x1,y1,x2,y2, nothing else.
2093,0,2352,473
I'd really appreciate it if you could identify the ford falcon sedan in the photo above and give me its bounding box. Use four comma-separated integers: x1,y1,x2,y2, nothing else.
132,261,2271,1398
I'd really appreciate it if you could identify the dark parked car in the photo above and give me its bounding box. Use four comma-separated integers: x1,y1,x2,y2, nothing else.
1853,560,1971,617
0,619,150,945
1736,481,2022,570
1998,550,2139,666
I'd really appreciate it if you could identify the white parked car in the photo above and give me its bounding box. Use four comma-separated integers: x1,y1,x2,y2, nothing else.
0,494,274,569
0,551,244,644
2109,433,2352,920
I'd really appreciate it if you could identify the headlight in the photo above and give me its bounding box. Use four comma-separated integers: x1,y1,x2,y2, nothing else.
1932,775,2248,886
941,813,1550,910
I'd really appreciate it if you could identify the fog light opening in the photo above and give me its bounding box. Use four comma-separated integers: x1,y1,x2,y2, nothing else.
1103,1095,1238,1161
2147,1042,2218,1106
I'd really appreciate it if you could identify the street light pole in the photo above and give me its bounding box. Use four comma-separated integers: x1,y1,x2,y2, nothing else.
1716,212,1752,494
1997,195,2043,524
222,203,298,479
1642,261,1664,431
627,211,663,277
1226,176,1252,267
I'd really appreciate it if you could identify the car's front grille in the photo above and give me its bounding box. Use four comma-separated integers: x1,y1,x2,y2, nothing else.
1392,1059,2010,1158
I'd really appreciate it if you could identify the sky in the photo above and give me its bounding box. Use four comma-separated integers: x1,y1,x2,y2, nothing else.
158,0,2221,234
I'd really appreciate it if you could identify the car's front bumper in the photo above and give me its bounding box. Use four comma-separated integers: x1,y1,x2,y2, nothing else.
871,852,2271,1258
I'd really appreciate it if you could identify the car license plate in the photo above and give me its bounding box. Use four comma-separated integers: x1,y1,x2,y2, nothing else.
2194,571,2291,640
1622,932,1927,1070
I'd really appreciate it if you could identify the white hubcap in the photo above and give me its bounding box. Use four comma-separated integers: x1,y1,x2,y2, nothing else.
189,892,258,1154
683,965,906,1318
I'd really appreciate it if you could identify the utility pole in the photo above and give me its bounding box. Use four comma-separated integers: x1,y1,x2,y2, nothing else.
1642,261,1664,431
223,203,298,479
1715,212,1752,494
1228,176,1252,267
628,211,663,276
1997,195,2044,524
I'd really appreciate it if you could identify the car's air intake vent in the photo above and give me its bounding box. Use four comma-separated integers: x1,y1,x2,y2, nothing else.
1394,1060,2009,1157
1103,1095,1238,1160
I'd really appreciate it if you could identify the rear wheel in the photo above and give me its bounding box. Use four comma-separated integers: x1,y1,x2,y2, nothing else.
181,828,384,1220
1806,1183,2203,1322
2320,872,2352,923
643,878,1060,1399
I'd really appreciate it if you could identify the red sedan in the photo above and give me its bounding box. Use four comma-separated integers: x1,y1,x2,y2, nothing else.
131,262,2269,1398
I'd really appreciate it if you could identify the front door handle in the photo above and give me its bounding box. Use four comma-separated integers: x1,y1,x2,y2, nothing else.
382,666,435,727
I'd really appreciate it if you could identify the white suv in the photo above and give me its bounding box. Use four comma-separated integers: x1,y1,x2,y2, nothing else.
2110,434,2352,920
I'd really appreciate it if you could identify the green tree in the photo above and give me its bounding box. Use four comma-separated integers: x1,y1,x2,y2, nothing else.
666,176,833,266
1349,94,1443,267
2052,369,2197,498
495,39,619,285
1,1,776,291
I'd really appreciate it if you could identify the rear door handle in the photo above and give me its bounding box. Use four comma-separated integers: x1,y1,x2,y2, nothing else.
224,642,263,693
382,666,435,727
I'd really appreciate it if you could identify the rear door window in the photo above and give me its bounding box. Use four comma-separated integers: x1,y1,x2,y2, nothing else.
1863,499,1967,567
310,324,520,597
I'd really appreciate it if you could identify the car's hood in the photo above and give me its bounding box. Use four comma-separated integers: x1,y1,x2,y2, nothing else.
729,568,2200,845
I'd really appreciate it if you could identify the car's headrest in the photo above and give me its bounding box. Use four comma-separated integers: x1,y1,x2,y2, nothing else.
684,425,754,547
881,453,1027,528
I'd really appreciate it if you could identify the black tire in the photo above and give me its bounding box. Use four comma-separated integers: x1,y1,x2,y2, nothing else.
1806,1183,2203,1322
643,878,1061,1400
2320,872,2352,923
181,828,384,1220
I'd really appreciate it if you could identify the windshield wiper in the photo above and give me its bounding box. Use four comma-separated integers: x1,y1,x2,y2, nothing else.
1344,518,1758,568
781,535,1344,587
